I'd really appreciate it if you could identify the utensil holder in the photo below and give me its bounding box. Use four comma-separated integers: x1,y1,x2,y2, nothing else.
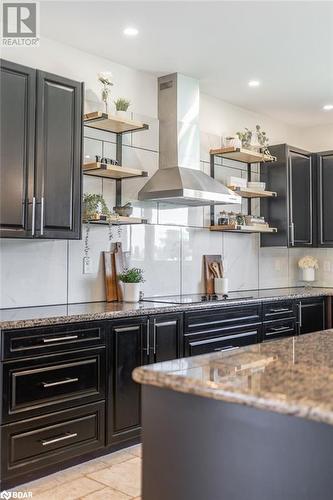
214,278,229,295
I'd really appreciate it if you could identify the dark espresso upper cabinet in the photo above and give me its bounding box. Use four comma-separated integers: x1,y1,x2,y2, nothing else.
0,60,83,240
35,72,83,239
0,60,36,238
261,144,314,247
316,151,333,247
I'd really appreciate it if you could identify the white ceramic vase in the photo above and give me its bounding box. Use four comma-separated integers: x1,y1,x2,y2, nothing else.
301,267,315,282
214,277,229,295
123,282,141,303
116,110,129,119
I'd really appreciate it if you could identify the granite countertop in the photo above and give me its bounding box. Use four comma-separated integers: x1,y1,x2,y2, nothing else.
0,287,332,330
133,330,333,426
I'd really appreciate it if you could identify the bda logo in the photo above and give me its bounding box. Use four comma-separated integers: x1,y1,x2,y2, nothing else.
0,491,11,500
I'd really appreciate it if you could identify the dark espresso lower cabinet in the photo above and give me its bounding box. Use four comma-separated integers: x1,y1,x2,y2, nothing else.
297,297,325,335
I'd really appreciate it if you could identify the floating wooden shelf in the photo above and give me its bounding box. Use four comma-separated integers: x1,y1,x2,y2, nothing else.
210,147,276,164
227,186,277,198
83,112,149,134
83,162,148,180
210,224,277,234
84,216,147,225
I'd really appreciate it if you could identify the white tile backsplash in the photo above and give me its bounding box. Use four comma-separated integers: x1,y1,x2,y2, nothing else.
0,239,68,308
223,233,259,291
259,247,289,289
128,225,181,297
181,227,223,294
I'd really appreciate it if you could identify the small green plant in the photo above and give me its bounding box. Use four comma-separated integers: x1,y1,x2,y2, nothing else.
236,128,252,148
255,124,269,148
114,98,131,112
118,267,145,283
83,193,111,220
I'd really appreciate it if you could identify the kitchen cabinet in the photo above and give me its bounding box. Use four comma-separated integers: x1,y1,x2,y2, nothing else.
0,60,35,238
0,59,83,240
261,144,314,247
316,151,333,247
109,313,183,446
109,317,148,446
148,313,183,363
297,297,325,335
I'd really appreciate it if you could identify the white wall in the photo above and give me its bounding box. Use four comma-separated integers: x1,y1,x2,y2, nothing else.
1,37,332,308
296,124,333,152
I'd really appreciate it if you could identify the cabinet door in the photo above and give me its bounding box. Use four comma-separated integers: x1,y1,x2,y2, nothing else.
35,71,83,239
0,60,35,238
289,150,313,247
317,151,333,247
299,299,325,335
110,319,148,445
149,313,183,363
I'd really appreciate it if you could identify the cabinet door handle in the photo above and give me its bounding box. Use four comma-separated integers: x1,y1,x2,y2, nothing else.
298,302,303,329
214,346,239,352
41,432,78,446
40,197,45,236
114,326,140,333
290,222,295,246
42,335,78,343
269,308,290,313
42,377,79,388
31,197,36,236
153,319,157,355
155,321,177,327
268,326,290,333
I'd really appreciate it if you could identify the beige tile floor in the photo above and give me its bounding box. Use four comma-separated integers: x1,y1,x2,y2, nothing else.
8,445,142,500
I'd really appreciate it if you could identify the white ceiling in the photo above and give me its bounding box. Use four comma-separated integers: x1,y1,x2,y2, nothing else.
40,1,333,127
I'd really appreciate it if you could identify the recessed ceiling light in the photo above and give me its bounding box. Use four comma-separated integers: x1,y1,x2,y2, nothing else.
123,27,138,37
323,104,333,111
248,80,261,88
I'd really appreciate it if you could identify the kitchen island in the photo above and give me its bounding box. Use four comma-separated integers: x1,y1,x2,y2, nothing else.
133,330,333,500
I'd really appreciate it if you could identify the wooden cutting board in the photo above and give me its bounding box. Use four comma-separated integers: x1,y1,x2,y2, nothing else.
103,242,124,302
203,255,223,294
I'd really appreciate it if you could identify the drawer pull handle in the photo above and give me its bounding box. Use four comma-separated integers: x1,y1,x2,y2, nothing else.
41,432,78,446
42,377,79,388
42,335,78,343
269,326,290,333
214,346,240,352
269,308,290,313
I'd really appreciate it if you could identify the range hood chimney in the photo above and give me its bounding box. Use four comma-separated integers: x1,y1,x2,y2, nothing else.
138,73,240,206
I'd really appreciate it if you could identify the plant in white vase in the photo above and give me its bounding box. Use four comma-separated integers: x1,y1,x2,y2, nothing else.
118,267,144,303
298,256,319,285
114,97,131,119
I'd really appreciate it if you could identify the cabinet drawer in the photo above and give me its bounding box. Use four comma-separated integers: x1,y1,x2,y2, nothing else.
263,301,295,321
185,304,262,335
185,326,260,357
2,348,106,423
2,402,105,482
263,318,296,342
2,322,106,360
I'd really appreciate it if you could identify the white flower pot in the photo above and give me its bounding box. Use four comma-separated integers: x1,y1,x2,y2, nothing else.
122,282,141,303
214,278,229,295
116,110,130,119
301,267,315,282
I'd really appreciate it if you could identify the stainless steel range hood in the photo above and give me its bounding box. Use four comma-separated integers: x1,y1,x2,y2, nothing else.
138,73,240,206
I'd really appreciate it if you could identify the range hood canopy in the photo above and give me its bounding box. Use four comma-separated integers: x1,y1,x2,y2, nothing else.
138,73,240,207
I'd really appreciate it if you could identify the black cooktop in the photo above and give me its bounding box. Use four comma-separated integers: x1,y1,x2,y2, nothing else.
142,293,253,305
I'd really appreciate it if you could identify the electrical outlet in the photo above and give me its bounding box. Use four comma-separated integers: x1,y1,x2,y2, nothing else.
83,256,93,274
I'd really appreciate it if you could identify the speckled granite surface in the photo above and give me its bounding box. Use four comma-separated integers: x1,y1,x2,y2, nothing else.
133,330,333,426
0,287,332,330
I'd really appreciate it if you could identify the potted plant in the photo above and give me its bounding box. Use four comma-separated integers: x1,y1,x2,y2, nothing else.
97,72,113,113
118,267,144,303
298,256,319,284
83,193,111,221
114,97,131,119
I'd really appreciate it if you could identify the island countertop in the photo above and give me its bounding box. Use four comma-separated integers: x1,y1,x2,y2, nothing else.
133,330,333,426
0,287,332,330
